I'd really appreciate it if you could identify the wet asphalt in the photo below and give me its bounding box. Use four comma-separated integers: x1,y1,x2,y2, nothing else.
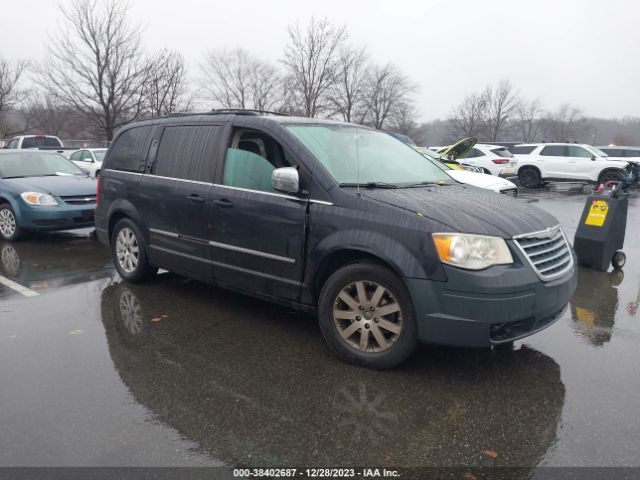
1,186,639,469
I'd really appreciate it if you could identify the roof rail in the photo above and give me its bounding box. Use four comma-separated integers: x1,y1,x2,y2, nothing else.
209,109,290,117
160,109,290,119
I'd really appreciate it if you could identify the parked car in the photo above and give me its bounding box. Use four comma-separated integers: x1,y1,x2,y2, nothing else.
514,143,628,188
3,135,63,149
69,148,108,177
436,143,517,176
0,151,97,241
416,146,518,196
596,145,640,158
95,111,577,368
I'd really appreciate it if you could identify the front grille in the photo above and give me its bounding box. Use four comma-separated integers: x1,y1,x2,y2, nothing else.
500,188,518,198
61,195,96,205
513,225,573,281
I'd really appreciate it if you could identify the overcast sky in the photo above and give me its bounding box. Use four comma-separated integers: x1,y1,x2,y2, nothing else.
2,0,638,121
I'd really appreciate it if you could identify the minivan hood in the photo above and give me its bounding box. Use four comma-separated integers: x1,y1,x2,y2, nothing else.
4,175,96,197
362,185,557,237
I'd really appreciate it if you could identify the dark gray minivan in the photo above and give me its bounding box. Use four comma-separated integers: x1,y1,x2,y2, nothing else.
95,111,577,368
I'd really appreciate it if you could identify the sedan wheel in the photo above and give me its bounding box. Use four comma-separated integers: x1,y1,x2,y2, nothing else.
0,205,20,241
333,280,403,353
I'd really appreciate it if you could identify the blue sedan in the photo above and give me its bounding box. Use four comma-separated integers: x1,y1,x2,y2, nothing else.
0,151,97,241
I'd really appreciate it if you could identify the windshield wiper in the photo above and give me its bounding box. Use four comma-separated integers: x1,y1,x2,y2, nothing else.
1,175,26,179
340,182,401,189
404,181,451,187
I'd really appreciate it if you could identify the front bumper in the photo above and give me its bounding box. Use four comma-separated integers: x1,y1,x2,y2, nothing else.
18,204,96,231
405,254,577,347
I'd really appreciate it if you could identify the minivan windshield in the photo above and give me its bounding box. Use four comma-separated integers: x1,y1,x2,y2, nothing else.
0,152,86,178
285,124,452,186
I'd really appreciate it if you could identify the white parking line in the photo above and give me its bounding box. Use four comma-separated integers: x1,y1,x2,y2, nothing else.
0,275,39,298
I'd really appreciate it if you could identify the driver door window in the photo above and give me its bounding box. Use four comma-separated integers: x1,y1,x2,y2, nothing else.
222,129,294,193
81,150,94,162
568,146,592,158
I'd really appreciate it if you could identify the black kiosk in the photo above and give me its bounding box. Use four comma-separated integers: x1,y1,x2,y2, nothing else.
573,190,628,271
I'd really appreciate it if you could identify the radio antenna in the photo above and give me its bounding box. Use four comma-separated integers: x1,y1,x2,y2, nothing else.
356,127,361,196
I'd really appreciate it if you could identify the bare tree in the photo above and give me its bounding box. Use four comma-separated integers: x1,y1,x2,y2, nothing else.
201,47,280,111
540,104,589,142
281,17,347,117
0,56,28,114
446,91,489,140
0,56,29,137
386,102,420,139
485,79,519,141
515,99,542,142
249,61,281,111
363,63,416,130
145,49,189,116
38,0,148,140
23,94,73,137
328,45,369,122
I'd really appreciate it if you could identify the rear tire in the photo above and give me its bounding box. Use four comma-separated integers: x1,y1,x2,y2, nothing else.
111,218,157,283
318,262,418,369
0,204,22,241
518,167,541,188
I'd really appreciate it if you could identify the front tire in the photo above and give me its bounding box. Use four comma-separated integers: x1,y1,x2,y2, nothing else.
0,204,22,241
518,167,541,188
111,218,157,283
599,170,624,185
318,262,418,368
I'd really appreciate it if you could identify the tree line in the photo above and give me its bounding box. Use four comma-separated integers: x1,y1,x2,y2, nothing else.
0,0,637,146
0,0,416,140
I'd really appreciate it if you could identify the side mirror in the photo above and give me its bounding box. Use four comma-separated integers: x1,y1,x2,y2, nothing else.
272,167,299,193
591,156,597,161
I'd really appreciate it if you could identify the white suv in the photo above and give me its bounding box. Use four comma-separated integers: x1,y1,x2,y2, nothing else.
436,143,517,176
513,143,628,188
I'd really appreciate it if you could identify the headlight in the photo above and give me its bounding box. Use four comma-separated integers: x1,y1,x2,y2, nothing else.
432,233,513,270
20,192,58,206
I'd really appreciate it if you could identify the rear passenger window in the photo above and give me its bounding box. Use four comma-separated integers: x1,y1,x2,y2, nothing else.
107,126,153,172
153,125,219,182
511,145,536,155
462,148,482,158
223,129,294,193
540,145,566,156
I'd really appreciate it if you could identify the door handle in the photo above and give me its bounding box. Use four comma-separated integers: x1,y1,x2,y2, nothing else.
212,198,233,208
188,194,206,204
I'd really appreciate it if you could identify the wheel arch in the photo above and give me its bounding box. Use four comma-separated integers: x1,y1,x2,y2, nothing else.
0,196,22,223
597,167,625,183
307,230,437,305
106,200,146,244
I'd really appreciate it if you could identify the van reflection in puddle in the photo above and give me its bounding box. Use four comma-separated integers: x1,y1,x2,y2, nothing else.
100,278,565,470
570,268,624,346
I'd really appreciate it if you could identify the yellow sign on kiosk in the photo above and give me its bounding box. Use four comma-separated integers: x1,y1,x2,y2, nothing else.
585,199,609,227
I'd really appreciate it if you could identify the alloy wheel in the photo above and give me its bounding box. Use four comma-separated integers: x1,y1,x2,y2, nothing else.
115,227,140,273
0,209,16,239
333,280,403,353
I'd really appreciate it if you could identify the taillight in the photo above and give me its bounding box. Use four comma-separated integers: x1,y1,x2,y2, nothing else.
96,175,101,207
492,158,510,164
